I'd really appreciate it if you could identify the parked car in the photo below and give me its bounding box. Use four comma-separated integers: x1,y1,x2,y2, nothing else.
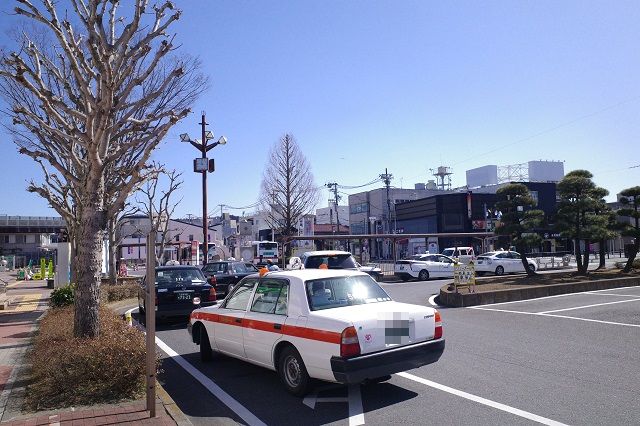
138,265,217,322
394,254,457,281
475,251,536,275
201,261,259,297
298,250,383,281
441,247,476,264
188,269,444,396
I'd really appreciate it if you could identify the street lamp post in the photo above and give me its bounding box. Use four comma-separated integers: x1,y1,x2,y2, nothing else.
180,112,227,265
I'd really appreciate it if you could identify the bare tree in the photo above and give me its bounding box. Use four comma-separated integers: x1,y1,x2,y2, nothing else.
106,203,140,284
258,134,320,258
0,0,206,337
136,164,183,265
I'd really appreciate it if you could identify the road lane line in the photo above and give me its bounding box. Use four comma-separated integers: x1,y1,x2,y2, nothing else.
469,306,640,328
348,384,365,426
469,285,640,308
154,337,267,426
583,292,640,297
396,372,568,426
538,298,640,314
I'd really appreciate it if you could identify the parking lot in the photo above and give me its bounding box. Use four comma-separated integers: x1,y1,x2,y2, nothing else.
143,281,640,425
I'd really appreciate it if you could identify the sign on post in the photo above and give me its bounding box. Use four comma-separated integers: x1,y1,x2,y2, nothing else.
453,261,476,293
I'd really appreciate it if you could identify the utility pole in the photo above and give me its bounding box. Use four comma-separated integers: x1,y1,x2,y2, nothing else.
379,169,393,233
326,182,341,235
380,168,393,259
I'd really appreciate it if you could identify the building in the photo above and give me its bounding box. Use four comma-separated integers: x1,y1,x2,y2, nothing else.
393,182,564,256
117,215,226,264
315,205,349,226
348,187,446,258
0,215,66,267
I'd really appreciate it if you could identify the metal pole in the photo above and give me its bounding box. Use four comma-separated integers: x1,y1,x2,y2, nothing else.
201,112,207,265
145,231,157,417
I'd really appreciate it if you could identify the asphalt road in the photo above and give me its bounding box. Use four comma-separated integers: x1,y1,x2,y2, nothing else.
142,272,640,426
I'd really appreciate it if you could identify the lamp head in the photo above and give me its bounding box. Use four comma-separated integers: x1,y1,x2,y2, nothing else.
205,130,214,140
179,133,191,143
218,136,227,145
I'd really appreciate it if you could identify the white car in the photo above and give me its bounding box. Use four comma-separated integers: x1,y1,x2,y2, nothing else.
441,247,476,264
475,251,536,276
394,254,457,281
188,269,445,396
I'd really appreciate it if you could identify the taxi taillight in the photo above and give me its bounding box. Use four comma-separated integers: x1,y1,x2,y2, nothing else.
340,326,361,358
434,310,443,340
209,287,217,301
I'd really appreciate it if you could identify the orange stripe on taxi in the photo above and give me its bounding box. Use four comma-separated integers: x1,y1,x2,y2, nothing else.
192,311,341,344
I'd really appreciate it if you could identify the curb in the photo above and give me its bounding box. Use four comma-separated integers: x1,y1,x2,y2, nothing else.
109,301,195,426
439,275,640,307
156,383,192,426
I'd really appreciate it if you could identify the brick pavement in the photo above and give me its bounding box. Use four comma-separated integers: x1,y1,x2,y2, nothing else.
0,274,179,425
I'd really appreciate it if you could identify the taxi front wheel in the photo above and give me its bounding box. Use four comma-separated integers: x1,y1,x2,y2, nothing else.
278,346,310,396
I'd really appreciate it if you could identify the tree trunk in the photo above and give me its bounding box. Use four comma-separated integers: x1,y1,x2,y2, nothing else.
575,238,583,273
597,239,606,270
73,205,106,338
579,240,590,275
623,242,639,273
517,243,536,276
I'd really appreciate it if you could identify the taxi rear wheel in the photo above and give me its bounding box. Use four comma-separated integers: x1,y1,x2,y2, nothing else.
200,326,213,362
278,346,310,396
495,266,505,276
418,269,430,281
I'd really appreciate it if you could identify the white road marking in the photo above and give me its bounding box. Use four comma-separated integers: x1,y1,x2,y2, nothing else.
538,298,640,314
469,306,640,328
302,383,348,409
470,285,640,308
428,294,441,307
583,292,640,297
347,384,365,426
155,337,267,426
396,372,568,426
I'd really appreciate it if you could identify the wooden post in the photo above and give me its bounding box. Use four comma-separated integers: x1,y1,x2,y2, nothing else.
145,232,156,417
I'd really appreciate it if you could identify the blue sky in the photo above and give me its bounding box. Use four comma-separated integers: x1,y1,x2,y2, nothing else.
1,0,639,217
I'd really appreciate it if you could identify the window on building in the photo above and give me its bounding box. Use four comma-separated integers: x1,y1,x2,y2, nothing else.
530,191,539,206
350,202,369,214
8,235,16,244
26,234,36,244
0,235,8,244
188,234,194,241
15,235,27,244
175,235,179,242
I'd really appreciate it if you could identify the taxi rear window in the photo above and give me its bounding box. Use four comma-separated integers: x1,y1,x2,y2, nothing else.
306,275,391,311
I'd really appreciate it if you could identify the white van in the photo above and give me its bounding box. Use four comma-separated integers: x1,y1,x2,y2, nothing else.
441,247,476,264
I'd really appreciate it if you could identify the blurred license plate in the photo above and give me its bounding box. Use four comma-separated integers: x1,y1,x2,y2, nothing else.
176,292,191,301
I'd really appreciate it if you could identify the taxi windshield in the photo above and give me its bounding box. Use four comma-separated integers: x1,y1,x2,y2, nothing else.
305,275,391,311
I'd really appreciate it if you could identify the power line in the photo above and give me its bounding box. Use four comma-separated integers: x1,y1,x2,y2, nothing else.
451,95,640,167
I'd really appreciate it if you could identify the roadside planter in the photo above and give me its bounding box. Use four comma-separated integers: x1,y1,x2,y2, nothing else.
439,276,640,307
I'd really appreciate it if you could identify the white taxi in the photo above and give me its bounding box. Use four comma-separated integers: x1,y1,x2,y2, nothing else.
394,254,457,281
475,251,537,275
188,269,445,396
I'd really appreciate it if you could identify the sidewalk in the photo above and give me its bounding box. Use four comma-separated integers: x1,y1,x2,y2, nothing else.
0,274,180,425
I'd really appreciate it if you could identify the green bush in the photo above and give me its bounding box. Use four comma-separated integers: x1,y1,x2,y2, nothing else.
49,284,75,308
26,306,156,410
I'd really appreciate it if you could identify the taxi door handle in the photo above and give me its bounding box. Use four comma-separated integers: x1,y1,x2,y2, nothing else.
273,324,282,330
235,318,242,323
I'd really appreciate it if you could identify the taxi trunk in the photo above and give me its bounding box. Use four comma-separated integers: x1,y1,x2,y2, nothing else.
311,301,438,355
